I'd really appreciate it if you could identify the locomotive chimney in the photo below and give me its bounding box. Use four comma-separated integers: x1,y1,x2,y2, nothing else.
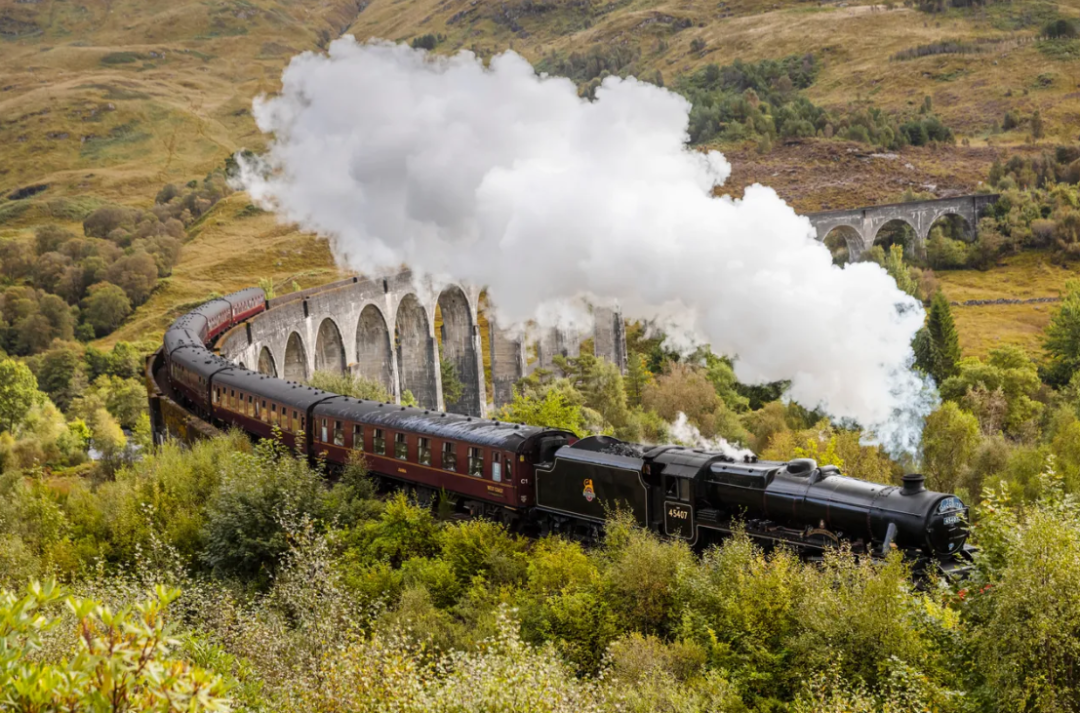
901,473,926,495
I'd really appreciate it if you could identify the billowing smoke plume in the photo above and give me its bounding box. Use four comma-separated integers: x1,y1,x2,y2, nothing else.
238,38,935,455
668,413,755,461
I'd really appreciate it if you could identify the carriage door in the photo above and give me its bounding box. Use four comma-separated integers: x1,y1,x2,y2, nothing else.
663,475,695,540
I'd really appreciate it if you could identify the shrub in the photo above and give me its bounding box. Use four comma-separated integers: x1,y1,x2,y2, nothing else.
81,282,132,336
0,580,231,711
309,370,393,402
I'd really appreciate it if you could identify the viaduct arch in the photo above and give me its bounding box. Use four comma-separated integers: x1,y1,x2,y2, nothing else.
217,272,628,418
807,193,998,261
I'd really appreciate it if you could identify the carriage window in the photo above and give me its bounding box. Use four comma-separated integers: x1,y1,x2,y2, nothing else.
395,432,407,460
505,454,512,479
321,419,328,443
212,388,219,404
281,408,290,431
334,421,345,447
418,438,431,466
353,424,363,450
300,416,306,432
270,403,278,425
247,395,254,417
373,429,386,455
261,401,268,422
468,447,483,477
442,442,456,471
492,453,501,483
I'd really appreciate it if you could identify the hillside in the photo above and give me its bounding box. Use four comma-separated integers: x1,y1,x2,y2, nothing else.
3,0,1080,353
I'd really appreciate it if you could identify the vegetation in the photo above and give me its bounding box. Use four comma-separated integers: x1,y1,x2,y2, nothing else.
2,415,1080,710
309,370,394,402
539,50,955,151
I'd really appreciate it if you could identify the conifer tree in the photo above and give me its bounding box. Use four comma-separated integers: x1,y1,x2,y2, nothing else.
915,291,961,384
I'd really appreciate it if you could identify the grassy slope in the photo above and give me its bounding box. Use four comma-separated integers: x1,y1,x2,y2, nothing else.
3,0,1080,355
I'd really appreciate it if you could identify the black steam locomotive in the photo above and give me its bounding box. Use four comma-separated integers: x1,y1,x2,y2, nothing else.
154,289,972,576
535,435,971,574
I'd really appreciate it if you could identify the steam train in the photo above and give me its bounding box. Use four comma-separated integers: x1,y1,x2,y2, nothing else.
157,288,973,575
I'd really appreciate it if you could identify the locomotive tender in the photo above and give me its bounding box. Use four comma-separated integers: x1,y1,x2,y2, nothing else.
156,289,972,574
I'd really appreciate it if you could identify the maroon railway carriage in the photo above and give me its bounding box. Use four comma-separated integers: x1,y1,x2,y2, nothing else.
311,399,575,516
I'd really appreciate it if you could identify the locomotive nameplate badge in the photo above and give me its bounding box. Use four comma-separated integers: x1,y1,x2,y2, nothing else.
583,479,596,503
665,501,694,539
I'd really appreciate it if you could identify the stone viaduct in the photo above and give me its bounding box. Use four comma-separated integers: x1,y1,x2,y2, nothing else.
217,272,627,419
214,194,998,420
807,193,999,260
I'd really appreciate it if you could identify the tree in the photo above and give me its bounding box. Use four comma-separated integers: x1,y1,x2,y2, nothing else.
498,388,586,436
0,358,43,433
0,580,230,712
915,291,962,384
440,357,465,406
1043,280,1080,386
88,406,127,468
942,346,1042,437
33,341,88,412
33,225,75,255
625,353,650,407
921,402,980,493
82,282,132,336
105,251,159,306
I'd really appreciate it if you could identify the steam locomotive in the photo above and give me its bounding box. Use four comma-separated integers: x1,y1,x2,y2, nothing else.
156,289,973,575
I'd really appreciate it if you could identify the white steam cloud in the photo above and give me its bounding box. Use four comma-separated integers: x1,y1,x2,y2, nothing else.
668,413,755,461
238,38,935,455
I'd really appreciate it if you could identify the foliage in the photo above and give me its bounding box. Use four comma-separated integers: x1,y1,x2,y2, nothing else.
921,402,980,493
970,475,1080,711
309,370,393,402
201,437,359,581
0,357,44,433
914,291,962,384
439,357,465,406
0,580,230,712
498,386,588,436
642,362,750,445
1043,279,1080,386
941,346,1043,438
82,282,132,337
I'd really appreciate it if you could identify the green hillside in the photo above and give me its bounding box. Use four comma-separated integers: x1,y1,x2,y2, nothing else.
3,0,1080,351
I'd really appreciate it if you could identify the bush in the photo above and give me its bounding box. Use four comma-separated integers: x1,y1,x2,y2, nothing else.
81,282,131,336
201,439,336,581
0,580,231,711
309,370,393,401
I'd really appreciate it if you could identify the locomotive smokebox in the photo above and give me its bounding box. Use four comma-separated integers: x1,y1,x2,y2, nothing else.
901,473,927,495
